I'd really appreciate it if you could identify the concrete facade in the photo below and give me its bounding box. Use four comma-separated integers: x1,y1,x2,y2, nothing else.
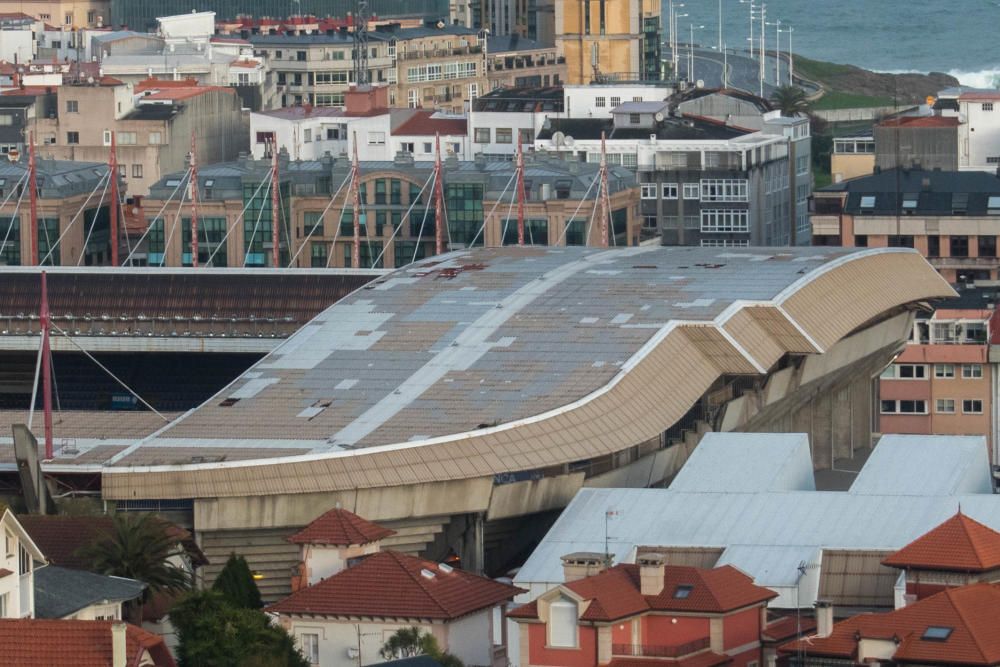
555,0,661,84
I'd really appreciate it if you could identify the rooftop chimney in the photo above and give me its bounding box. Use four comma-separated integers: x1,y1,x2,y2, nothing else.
815,600,834,638
561,552,610,583
344,84,388,115
637,553,665,596
111,621,127,667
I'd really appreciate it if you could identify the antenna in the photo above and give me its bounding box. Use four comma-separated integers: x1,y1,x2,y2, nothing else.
353,0,369,87
604,509,620,567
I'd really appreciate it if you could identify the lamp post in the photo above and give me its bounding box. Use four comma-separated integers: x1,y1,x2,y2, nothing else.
688,24,705,82
717,0,723,51
765,19,781,85
668,1,687,77
784,25,794,85
738,0,755,57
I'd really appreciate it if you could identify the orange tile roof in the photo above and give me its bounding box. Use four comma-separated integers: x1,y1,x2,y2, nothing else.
508,564,776,623
392,110,467,136
0,619,176,667
880,116,961,128
135,78,200,91
883,512,1000,572
265,550,523,620
779,583,1000,665
0,568,11,578
287,508,395,546
230,59,260,68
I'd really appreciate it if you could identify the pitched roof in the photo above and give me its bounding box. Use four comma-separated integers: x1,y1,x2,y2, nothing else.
0,619,176,667
34,565,146,619
287,508,395,546
265,550,522,620
883,512,1000,572
508,564,776,623
392,110,467,137
780,583,1000,665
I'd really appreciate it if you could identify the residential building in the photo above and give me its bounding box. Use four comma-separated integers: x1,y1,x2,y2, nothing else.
0,619,177,666
509,555,777,667
470,86,563,160
486,34,564,89
388,24,486,114
810,169,1000,282
33,77,250,196
536,105,811,246
0,89,56,156
878,288,998,457
830,129,875,183
90,29,164,60
267,508,522,667
555,0,661,84
141,149,639,268
0,509,45,619
938,86,1000,172
883,511,1000,603
875,115,961,172
0,0,109,28
33,566,146,620
778,584,1000,666
563,82,673,118
0,13,37,63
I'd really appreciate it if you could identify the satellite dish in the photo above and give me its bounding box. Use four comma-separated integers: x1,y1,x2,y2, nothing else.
654,111,665,122
695,79,705,89
552,131,565,147
564,136,575,146
436,20,445,28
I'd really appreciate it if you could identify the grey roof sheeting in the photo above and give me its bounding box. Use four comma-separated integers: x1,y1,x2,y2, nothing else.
537,116,749,142
34,566,146,619
0,158,108,198
823,169,1000,216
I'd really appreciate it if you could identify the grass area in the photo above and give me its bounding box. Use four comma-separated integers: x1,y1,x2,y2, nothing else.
814,165,833,190
793,55,857,82
811,90,895,110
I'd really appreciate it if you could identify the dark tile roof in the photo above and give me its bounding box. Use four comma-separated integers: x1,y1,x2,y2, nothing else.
824,169,1000,215
537,116,748,142
473,86,563,113
487,34,552,53
34,565,146,619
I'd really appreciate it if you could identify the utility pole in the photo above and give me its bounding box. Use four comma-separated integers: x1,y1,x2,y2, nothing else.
28,131,37,266
40,271,52,460
270,146,280,268
516,133,525,245
433,132,445,256
109,132,118,266
189,132,198,267
351,132,361,268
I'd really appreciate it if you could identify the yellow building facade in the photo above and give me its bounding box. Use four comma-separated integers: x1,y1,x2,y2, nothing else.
556,0,661,84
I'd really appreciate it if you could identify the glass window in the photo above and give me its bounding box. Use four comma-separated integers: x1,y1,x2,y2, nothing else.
640,184,657,199
66,100,78,112
963,399,983,414
496,128,513,144
565,220,586,246
936,399,955,414
67,131,79,144
300,633,319,664
445,183,483,246
310,242,327,267
682,183,700,200
661,183,678,199
474,128,490,143
673,585,692,599
935,364,955,378
962,364,983,379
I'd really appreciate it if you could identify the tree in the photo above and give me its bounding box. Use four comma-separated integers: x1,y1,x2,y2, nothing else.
213,553,263,609
380,627,464,667
769,85,811,117
170,590,309,667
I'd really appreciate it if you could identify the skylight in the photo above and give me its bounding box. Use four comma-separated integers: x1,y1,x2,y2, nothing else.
902,193,919,209
673,584,693,599
921,626,953,641
988,196,1000,213
860,195,876,209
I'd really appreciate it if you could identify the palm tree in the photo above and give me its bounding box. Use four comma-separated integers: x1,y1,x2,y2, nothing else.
79,513,191,620
770,85,810,117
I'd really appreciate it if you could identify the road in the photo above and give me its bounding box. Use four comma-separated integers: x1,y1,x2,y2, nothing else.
664,45,821,99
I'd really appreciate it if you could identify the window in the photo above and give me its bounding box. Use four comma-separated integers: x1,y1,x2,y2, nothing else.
67,131,79,144
928,235,940,257
565,220,586,246
303,129,312,143
65,100,78,113
700,179,748,202
548,599,577,648
951,235,969,258
595,96,606,108
880,400,897,414
300,633,319,665
922,626,953,641
682,183,700,200
661,183,678,199
400,142,414,154
673,585,693,599
148,132,162,145
628,113,641,124
367,131,386,145
984,103,994,112
474,128,490,143
936,399,955,414
519,128,533,145
610,96,621,108
132,164,142,178
496,128,513,144
700,209,749,233
18,544,31,575
898,364,927,379
860,195,876,209
640,183,657,199
0,592,6,617
881,400,927,414
963,399,984,414
962,364,983,379
980,236,997,257
935,364,955,378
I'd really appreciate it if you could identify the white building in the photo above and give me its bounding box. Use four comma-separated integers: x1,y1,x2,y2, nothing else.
945,88,1000,171
0,510,45,619
563,83,675,118
267,508,521,667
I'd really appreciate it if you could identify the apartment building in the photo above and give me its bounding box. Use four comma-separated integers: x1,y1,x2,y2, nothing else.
389,24,486,113
486,34,564,89
555,0,661,84
0,0,108,28
470,86,563,159
32,78,249,196
140,150,639,268
811,169,1000,282
878,286,999,458
536,103,811,246
830,129,875,183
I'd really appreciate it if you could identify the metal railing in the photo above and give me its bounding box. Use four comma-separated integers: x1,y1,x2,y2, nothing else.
612,638,711,658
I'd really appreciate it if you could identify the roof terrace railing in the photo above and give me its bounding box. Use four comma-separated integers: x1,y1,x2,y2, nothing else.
612,638,711,658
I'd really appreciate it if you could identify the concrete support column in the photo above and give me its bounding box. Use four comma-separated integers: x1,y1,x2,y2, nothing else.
709,617,724,653
597,626,612,664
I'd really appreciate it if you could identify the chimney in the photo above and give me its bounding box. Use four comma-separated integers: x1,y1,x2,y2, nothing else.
111,621,127,667
637,553,665,596
561,552,610,583
815,600,834,638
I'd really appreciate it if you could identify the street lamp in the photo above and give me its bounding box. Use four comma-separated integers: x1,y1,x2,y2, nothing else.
765,19,781,85
781,25,794,85
668,1,687,78
717,0,723,51
738,0,755,57
688,24,705,82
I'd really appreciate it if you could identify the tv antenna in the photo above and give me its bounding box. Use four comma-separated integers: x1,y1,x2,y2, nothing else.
353,0,370,86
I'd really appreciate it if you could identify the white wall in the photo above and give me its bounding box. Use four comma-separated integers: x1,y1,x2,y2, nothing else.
961,99,1000,170
68,601,122,620
250,113,351,161
158,11,216,42
564,85,673,119
0,30,34,65
446,609,493,667
289,619,444,667
468,111,551,158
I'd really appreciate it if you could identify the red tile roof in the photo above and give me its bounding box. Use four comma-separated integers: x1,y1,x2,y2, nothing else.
141,86,231,101
879,116,961,128
779,583,1000,665
762,615,816,643
287,508,395,546
392,111,467,136
508,564,776,623
230,59,260,68
882,512,1000,573
0,568,12,578
136,78,200,91
0,619,176,667
265,550,523,620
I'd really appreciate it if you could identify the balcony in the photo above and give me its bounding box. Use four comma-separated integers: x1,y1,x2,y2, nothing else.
612,638,711,658
398,45,482,61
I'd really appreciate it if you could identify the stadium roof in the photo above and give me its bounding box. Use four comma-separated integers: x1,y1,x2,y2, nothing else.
90,245,952,500
514,434,999,607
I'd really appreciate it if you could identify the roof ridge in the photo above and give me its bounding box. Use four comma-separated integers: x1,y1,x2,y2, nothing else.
958,513,1000,567
944,585,992,662
389,550,452,617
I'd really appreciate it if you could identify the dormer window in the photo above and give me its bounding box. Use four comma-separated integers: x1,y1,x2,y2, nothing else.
548,598,578,647
673,584,693,599
922,626,953,641
860,195,876,209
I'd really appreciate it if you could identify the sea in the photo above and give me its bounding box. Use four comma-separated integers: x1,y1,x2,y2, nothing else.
672,0,1000,88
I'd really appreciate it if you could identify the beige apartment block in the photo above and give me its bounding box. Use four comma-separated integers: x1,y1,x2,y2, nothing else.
0,0,109,27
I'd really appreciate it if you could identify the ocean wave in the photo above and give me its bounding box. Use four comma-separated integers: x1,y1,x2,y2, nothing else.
874,68,1000,89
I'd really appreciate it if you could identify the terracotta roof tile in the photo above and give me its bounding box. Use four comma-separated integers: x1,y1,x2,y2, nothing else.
606,653,731,667
0,619,176,667
287,508,395,546
779,583,1000,664
0,568,11,578
883,512,1000,572
392,111,467,137
265,550,522,620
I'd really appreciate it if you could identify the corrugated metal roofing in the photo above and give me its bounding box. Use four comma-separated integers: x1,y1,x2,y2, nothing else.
668,433,815,493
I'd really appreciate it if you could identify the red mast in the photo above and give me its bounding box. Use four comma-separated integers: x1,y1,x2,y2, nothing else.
516,133,525,245
189,132,199,267
40,271,52,460
597,131,610,247
109,133,119,265
351,132,361,269
271,146,280,268
28,132,37,265
433,133,445,256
